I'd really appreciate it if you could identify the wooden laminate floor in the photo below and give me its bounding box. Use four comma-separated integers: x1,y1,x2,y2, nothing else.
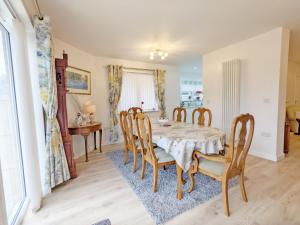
22,134,300,225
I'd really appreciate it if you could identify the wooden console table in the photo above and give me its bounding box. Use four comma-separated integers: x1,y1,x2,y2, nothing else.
69,122,102,162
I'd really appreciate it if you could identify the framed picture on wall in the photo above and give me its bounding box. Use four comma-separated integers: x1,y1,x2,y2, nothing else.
66,66,91,95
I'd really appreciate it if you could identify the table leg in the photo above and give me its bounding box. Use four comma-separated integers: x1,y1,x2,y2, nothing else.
94,131,97,150
176,164,183,200
84,135,88,162
99,129,102,152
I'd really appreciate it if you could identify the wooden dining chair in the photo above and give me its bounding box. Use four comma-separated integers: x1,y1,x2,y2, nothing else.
188,113,255,216
119,111,140,173
192,107,212,126
135,112,176,192
128,107,143,119
173,107,187,122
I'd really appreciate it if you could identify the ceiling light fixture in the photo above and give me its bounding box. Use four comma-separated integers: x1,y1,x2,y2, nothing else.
149,49,168,60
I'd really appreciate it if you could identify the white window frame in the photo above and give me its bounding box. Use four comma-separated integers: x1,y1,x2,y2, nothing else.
0,3,9,222
0,8,27,225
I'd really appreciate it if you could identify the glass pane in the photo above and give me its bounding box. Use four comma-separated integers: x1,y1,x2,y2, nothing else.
118,71,158,112
0,23,26,224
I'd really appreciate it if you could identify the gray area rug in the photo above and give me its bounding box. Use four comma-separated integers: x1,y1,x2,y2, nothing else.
106,150,237,225
92,219,111,225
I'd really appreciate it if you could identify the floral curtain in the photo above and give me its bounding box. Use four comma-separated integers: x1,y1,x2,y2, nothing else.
154,69,166,118
34,16,70,192
108,65,123,143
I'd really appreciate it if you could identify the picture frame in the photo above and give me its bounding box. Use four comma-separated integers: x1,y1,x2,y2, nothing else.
65,66,91,95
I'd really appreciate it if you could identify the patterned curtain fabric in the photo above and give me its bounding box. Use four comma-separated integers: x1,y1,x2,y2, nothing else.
154,70,167,118
108,65,123,143
34,16,70,192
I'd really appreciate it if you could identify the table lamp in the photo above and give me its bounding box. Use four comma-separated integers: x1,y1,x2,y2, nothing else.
83,103,96,124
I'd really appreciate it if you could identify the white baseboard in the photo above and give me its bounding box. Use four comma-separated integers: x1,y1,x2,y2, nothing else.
249,150,285,162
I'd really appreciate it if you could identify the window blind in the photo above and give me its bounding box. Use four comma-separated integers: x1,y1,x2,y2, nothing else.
118,71,158,112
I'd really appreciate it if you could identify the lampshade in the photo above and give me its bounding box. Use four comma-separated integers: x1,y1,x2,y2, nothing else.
83,104,96,114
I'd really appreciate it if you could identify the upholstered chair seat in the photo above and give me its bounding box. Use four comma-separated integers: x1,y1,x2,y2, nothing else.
198,157,225,177
188,113,255,216
155,147,175,163
136,112,176,192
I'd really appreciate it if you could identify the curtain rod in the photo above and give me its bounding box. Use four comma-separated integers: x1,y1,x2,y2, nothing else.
34,0,43,20
123,67,165,73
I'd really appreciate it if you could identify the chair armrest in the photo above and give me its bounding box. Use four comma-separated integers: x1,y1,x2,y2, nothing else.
200,154,227,162
193,151,226,163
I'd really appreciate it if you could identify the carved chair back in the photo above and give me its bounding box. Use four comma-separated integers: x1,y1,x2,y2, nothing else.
192,107,212,126
172,107,187,122
128,107,143,119
135,113,157,163
225,113,255,176
119,111,136,148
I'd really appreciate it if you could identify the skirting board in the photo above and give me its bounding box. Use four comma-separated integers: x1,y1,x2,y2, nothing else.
249,150,285,162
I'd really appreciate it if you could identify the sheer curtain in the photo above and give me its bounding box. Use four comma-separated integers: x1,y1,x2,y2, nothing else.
118,71,158,112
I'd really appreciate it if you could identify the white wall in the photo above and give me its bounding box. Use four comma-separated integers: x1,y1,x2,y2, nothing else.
286,60,300,105
203,27,289,162
53,38,181,158
180,71,202,81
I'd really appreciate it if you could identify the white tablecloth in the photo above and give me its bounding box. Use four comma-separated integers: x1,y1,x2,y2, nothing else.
151,122,225,172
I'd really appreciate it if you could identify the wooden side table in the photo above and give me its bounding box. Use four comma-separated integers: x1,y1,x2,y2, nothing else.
69,122,102,162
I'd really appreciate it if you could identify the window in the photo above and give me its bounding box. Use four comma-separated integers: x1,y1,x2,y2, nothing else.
118,70,158,112
0,22,26,225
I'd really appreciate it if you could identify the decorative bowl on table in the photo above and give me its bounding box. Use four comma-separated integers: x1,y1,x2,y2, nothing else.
158,118,171,126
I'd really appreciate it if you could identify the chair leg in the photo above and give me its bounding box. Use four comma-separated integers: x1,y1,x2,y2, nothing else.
153,165,158,192
188,169,195,193
222,177,230,216
141,158,146,179
133,149,137,173
124,148,128,165
239,172,248,202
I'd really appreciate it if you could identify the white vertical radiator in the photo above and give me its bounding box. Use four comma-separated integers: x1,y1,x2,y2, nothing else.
222,59,241,136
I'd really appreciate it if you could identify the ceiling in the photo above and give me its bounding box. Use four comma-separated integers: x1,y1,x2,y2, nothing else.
37,0,300,68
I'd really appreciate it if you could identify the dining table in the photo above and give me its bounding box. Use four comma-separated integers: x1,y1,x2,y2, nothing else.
150,121,226,200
